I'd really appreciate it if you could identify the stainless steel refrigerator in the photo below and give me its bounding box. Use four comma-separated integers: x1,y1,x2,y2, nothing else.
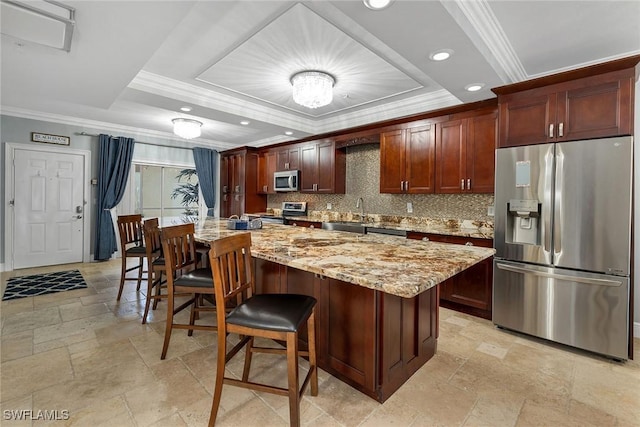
493,136,633,360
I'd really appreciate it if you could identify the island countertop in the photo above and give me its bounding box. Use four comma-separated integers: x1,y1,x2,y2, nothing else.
195,218,494,298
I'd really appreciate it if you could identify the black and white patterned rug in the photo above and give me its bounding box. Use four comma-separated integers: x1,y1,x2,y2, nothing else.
2,270,88,301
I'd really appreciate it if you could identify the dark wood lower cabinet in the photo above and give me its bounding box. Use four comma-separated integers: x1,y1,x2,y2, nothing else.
407,232,493,320
253,258,438,402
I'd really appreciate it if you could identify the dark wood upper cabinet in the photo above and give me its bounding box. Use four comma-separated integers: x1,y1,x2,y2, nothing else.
219,148,266,217
380,124,435,194
435,110,497,194
494,61,637,147
276,146,300,171
257,151,277,194
299,140,345,193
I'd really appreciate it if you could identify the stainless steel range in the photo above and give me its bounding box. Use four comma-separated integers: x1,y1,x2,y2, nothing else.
258,202,307,224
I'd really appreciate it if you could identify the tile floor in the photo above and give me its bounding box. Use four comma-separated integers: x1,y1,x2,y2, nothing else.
1,260,639,427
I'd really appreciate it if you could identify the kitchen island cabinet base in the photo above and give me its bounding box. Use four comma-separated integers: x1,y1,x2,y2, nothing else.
254,258,438,403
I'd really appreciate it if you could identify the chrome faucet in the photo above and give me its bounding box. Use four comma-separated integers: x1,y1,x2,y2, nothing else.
356,197,365,222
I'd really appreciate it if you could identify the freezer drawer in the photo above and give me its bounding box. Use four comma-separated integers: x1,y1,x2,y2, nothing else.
493,260,629,360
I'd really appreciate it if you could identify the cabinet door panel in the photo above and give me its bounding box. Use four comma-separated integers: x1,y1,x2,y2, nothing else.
446,258,492,311
499,94,555,147
300,144,317,192
316,141,335,193
467,112,497,193
380,130,405,193
559,78,632,140
436,119,467,193
406,125,435,193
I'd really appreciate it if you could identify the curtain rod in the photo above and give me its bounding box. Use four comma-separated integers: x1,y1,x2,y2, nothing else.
75,132,194,151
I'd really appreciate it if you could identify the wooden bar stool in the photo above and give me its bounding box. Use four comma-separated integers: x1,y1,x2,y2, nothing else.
207,233,318,427
116,214,146,301
141,218,167,324
159,222,215,359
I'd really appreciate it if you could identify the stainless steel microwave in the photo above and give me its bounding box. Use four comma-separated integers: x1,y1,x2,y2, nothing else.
274,170,299,192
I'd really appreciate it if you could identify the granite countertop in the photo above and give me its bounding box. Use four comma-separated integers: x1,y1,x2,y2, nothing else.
252,211,494,239
195,218,494,298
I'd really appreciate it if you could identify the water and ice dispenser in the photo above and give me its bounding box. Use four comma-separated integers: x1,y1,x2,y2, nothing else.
506,199,541,245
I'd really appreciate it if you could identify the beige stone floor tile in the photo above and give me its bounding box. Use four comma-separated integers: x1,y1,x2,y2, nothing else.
307,374,379,426
360,400,419,427
405,350,466,384
34,395,134,426
475,342,509,359
501,341,576,384
0,394,33,427
1,330,34,362
32,330,96,355
1,347,73,403
515,399,588,427
176,395,214,427
124,358,210,427
1,297,34,318
32,358,156,414
58,301,110,322
128,324,203,366
566,399,617,427
179,346,217,393
2,307,61,335
32,287,97,310
32,312,118,344
70,338,143,376
213,395,287,427
572,360,640,425
147,412,188,427
462,394,523,427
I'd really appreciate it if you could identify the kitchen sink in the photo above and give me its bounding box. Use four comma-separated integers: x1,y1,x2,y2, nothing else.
321,221,366,234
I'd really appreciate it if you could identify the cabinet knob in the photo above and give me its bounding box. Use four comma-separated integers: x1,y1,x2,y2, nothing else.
405,181,409,191
292,223,297,227
549,123,554,138
400,181,404,191
309,225,315,229
467,178,471,190
558,122,564,137
465,242,474,246
461,179,465,190
422,237,430,241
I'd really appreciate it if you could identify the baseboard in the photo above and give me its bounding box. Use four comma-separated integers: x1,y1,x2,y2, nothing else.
0,263,5,273
635,322,640,339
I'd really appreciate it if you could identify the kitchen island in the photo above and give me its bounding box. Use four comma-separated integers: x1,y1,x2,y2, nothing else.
194,218,494,402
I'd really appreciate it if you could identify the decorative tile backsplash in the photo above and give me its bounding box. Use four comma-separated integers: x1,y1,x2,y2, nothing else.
268,144,495,223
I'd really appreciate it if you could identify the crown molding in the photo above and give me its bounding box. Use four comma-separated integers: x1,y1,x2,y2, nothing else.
443,0,527,83
0,106,237,151
130,71,318,134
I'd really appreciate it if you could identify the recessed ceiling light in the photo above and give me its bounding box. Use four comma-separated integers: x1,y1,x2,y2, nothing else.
429,49,454,61
285,131,293,136
240,120,250,125
465,83,485,92
180,106,192,112
363,0,393,10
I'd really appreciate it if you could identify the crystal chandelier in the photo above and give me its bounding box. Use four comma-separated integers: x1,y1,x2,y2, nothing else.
172,118,202,139
290,71,335,109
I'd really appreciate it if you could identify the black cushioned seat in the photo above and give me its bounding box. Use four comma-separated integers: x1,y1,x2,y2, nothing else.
125,245,146,255
174,268,214,288
227,294,317,332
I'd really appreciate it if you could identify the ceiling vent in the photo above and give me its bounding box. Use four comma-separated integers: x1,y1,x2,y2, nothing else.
0,0,75,52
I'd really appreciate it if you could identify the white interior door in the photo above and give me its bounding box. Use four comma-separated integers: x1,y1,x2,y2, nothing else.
13,148,85,269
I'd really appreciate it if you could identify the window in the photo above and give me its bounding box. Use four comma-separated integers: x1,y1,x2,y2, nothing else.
134,164,201,220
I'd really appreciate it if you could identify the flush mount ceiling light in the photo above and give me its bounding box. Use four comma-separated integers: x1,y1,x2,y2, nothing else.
429,49,454,61
363,0,393,10
180,106,192,112
172,118,202,139
1,0,75,52
465,83,485,92
290,71,335,109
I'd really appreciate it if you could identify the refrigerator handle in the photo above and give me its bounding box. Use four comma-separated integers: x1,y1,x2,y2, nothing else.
495,263,623,287
542,147,554,258
553,148,563,259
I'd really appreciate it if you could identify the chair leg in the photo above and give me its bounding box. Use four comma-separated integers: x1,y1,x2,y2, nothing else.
208,333,227,427
161,288,175,360
136,257,144,291
188,294,198,337
308,311,318,396
286,333,301,427
142,270,154,325
241,337,255,382
152,271,163,310
117,256,127,301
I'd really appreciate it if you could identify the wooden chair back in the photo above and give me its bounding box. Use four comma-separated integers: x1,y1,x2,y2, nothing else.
160,222,199,277
117,214,144,248
208,233,254,325
142,217,162,258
